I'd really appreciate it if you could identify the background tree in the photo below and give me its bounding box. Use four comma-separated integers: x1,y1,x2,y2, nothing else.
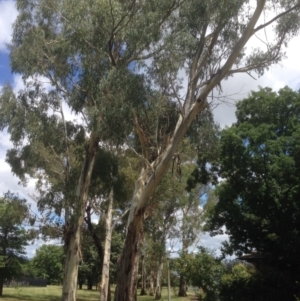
219,263,295,301
0,193,33,296
184,247,224,301
207,87,300,293
78,227,102,291
31,244,65,285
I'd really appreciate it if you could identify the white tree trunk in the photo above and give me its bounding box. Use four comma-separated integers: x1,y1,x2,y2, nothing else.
149,269,155,296
99,189,114,301
155,260,163,300
61,132,98,301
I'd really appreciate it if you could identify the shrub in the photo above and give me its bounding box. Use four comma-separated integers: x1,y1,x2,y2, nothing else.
220,263,295,301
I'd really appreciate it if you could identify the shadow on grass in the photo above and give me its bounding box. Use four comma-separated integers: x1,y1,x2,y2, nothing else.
1,295,59,301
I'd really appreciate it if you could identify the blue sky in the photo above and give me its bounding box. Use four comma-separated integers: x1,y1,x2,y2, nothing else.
0,52,14,85
1,0,300,258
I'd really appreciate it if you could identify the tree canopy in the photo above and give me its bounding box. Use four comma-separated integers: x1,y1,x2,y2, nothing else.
207,86,300,281
0,193,33,296
31,244,65,285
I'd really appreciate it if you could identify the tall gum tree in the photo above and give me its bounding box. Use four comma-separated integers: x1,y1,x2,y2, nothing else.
7,1,185,301
116,1,300,300
4,1,300,300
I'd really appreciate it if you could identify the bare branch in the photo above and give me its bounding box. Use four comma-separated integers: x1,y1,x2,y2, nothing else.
112,208,130,228
199,0,267,97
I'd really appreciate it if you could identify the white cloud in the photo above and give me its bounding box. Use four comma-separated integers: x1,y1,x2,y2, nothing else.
0,0,18,52
200,232,228,251
212,35,300,128
25,238,63,258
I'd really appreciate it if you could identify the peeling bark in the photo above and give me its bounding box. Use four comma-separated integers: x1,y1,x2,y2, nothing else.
114,212,144,301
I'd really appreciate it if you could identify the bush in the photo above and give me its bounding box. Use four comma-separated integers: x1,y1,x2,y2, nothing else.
220,264,295,301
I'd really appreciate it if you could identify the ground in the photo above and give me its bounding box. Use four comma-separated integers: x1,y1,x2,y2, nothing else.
0,285,196,301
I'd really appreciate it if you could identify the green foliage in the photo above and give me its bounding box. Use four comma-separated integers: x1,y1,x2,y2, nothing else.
109,230,125,284
220,263,295,301
186,109,221,190
78,227,102,289
4,0,300,298
31,245,65,284
207,86,300,288
183,247,224,301
220,264,258,301
0,193,32,295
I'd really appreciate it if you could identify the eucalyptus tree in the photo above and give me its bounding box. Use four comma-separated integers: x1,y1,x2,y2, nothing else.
115,1,300,299
0,80,87,301
4,1,300,301
89,148,137,301
7,1,183,300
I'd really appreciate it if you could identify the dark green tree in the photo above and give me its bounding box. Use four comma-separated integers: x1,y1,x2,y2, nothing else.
0,193,33,296
31,244,65,285
184,247,224,301
78,226,101,291
207,87,300,289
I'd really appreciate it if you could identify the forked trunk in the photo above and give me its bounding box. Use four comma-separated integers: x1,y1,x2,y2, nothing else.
99,189,114,301
155,260,163,300
61,133,98,301
61,212,84,301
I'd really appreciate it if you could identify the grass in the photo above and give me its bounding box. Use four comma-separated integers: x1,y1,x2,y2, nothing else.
0,285,196,301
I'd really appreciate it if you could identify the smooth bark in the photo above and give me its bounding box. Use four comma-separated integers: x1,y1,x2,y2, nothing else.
99,189,114,301
61,132,99,301
155,260,163,300
148,269,155,296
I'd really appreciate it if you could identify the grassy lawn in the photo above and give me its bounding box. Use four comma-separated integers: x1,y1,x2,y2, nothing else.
0,285,196,301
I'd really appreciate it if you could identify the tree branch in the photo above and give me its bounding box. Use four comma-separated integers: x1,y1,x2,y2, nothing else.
254,3,300,33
